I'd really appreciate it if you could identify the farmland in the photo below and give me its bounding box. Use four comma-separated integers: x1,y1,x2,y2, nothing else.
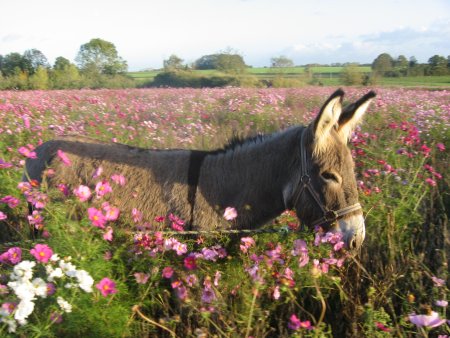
129,67,450,88
0,87,449,337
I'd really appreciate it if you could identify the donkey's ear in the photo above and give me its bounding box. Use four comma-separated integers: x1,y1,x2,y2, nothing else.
337,91,376,142
313,89,344,151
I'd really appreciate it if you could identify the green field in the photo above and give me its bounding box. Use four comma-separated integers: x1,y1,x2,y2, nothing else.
129,67,450,87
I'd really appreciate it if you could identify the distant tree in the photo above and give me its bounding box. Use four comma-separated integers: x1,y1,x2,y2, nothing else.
29,66,49,89
270,56,294,68
76,38,127,75
428,55,448,75
371,53,394,75
194,51,246,73
51,57,81,89
341,64,363,85
1,53,26,76
53,56,72,71
163,54,184,70
23,49,49,74
409,56,418,68
216,53,246,74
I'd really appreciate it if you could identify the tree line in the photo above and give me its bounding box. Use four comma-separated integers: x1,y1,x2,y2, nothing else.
1,37,449,90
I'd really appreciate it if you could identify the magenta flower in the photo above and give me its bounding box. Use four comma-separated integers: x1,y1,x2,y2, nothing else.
0,211,7,221
201,286,216,303
435,300,448,307
409,311,446,328
30,244,53,263
288,314,313,330
57,149,72,166
57,184,70,197
95,180,112,198
103,205,120,221
0,247,22,264
184,255,197,270
95,277,118,297
223,207,238,221
73,185,91,202
1,303,16,315
88,207,107,229
47,283,56,296
375,322,391,332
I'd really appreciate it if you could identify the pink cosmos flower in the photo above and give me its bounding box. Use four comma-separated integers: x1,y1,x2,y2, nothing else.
185,274,198,287
88,207,107,229
134,272,149,284
435,300,448,307
103,205,120,221
92,166,103,178
103,227,113,241
162,266,174,279
436,143,445,152
73,185,91,202
0,196,20,208
409,311,446,328
30,244,53,263
425,178,437,187
240,237,255,253
201,286,216,303
132,208,143,223
111,174,126,186
28,210,44,229
2,303,16,315
95,180,112,198
57,149,71,166
169,213,185,231
0,211,6,221
18,146,37,159
431,276,445,287
0,159,13,169
95,277,118,297
273,285,280,300
223,207,238,221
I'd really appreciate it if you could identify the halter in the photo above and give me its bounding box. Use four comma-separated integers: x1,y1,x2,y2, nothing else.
291,130,362,228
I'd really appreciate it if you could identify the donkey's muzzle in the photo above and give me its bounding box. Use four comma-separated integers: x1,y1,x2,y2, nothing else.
336,214,365,250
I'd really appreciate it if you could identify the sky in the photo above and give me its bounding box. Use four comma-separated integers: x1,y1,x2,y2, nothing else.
1,0,449,71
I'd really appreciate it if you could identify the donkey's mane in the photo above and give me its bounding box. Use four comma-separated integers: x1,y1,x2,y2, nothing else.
219,133,268,152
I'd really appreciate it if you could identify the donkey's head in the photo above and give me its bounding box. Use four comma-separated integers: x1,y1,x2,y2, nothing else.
291,89,375,250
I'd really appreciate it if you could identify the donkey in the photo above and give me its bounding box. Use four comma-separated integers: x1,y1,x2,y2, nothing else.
24,89,375,249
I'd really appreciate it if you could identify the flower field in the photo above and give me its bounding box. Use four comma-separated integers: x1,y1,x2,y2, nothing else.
0,87,448,337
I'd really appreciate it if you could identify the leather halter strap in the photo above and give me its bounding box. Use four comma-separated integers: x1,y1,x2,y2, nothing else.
291,130,362,227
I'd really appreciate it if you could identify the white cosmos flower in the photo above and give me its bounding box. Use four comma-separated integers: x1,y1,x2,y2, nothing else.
59,260,77,276
31,278,48,298
11,260,35,281
57,296,72,313
47,267,63,281
7,280,35,301
75,270,94,293
14,299,35,325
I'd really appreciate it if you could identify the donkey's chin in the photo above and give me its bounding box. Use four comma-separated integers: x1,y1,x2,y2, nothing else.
334,214,365,250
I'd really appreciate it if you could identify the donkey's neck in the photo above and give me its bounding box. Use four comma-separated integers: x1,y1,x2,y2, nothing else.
199,127,302,228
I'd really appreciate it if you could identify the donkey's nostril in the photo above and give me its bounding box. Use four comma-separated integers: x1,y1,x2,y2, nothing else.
349,236,358,250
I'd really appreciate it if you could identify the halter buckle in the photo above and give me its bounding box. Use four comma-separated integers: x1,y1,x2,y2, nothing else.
324,210,339,222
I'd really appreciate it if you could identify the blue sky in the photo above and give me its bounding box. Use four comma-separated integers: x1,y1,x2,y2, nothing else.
1,0,449,71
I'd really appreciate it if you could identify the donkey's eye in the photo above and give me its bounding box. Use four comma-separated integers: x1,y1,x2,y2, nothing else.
321,171,340,183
